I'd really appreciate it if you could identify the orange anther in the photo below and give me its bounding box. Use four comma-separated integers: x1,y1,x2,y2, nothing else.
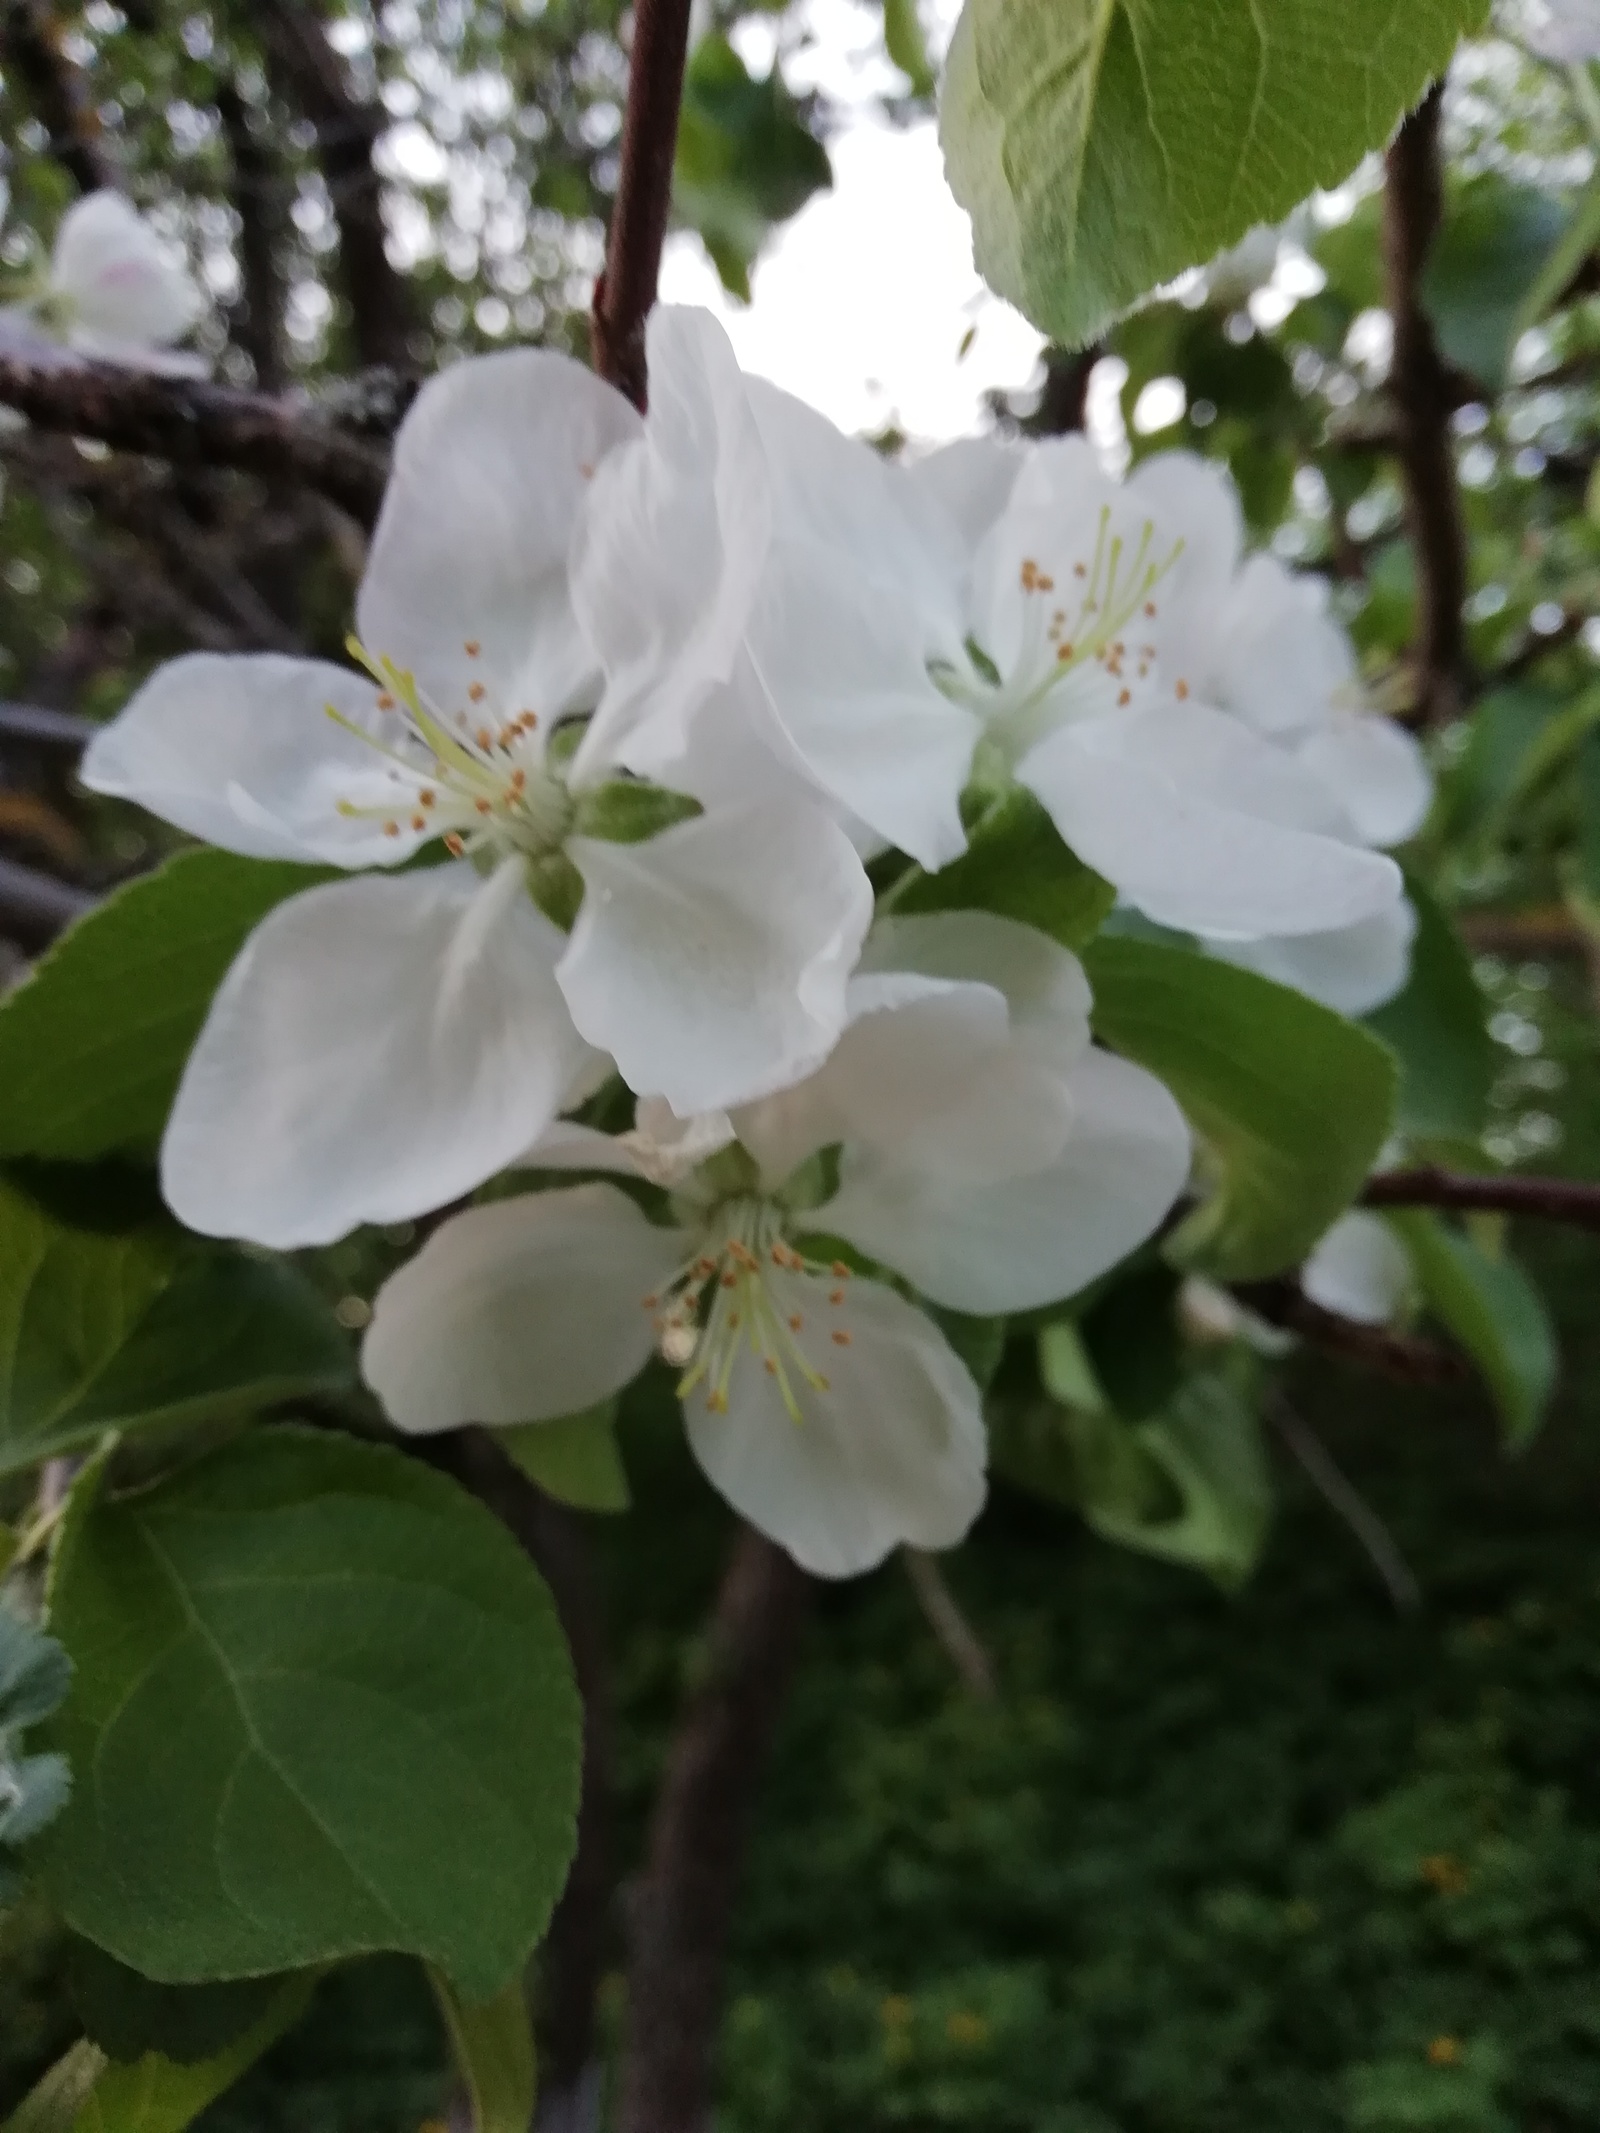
1176,678,1190,700
377,692,396,710
419,788,436,806
829,1288,845,1306
475,798,493,814
411,814,426,831
383,820,401,836
1118,689,1131,706
444,833,465,856
464,639,481,656
831,1329,852,1347
788,1314,803,1331
831,1260,851,1278
468,681,487,703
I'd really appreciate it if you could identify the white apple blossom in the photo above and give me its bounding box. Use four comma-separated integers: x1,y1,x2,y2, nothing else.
1134,455,1432,1014
1301,1210,1414,1325
1507,0,1600,61
0,187,204,372
362,911,1192,1577
575,374,1405,944
81,311,872,1249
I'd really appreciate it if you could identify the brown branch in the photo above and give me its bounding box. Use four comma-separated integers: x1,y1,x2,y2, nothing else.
0,355,389,525
1,0,119,194
255,0,417,370
616,1525,812,2133
1025,343,1101,436
1236,1278,1470,1387
218,81,291,393
0,854,94,948
591,0,696,407
1363,1165,1600,1233
1383,84,1470,727
418,1430,615,2124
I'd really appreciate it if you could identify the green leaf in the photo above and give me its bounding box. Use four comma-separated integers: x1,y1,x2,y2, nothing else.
2,1977,314,2133
429,1971,537,2133
993,1347,1270,1587
0,1175,353,1478
884,0,935,93
570,779,702,845
0,850,331,1164
70,1976,314,2132
1422,174,1570,391
674,36,832,299
940,0,1487,347
1,2042,109,2133
886,787,1115,951
1078,1262,1183,1423
1365,879,1494,1141
66,1942,287,2068
1082,937,1397,1280
502,1403,630,1513
1385,1211,1557,1450
38,1428,582,2001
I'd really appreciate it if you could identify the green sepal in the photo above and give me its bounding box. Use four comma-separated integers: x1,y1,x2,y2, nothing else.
429,1968,537,2133
502,1402,630,1513
571,779,704,844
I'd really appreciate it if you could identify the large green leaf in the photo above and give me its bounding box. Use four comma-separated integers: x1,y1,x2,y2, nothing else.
1082,938,1397,1280
940,0,1487,348
38,1428,581,2002
1365,880,1494,1142
1386,1211,1557,1451
0,1176,352,1478
885,787,1114,951
0,850,329,1164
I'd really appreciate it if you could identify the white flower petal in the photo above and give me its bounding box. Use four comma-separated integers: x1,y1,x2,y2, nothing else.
1123,449,1246,683
1297,711,1432,849
1208,555,1355,737
358,347,638,730
80,651,429,865
823,1045,1190,1314
572,307,770,782
1020,702,1403,938
363,1183,687,1432
1301,1210,1413,1326
901,435,1023,556
561,796,872,1115
683,1272,987,1577
162,861,589,1247
1203,899,1418,1016
861,909,1093,1056
51,192,202,349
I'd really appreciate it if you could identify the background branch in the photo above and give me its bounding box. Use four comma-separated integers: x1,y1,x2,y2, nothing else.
1363,1166,1600,1233
255,0,417,370
591,0,696,407
217,80,291,393
1383,84,1471,726
1236,1278,1471,1386
0,855,95,948
616,1526,812,2133
0,355,390,525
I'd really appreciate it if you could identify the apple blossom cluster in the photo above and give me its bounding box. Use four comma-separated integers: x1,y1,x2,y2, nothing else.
82,307,1427,1577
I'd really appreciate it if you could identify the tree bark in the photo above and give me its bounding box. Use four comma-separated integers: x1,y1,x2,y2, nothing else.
615,1527,812,2133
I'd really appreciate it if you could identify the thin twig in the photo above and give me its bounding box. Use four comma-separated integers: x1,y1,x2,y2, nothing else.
1383,84,1471,726
902,1548,997,1699
616,1526,812,2133
591,0,696,407
0,356,390,525
1268,1396,1421,1614
1235,1278,1471,1386
1363,1165,1600,1233
1,0,119,193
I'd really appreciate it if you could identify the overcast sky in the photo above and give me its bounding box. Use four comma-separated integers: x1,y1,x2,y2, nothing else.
657,0,1046,443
